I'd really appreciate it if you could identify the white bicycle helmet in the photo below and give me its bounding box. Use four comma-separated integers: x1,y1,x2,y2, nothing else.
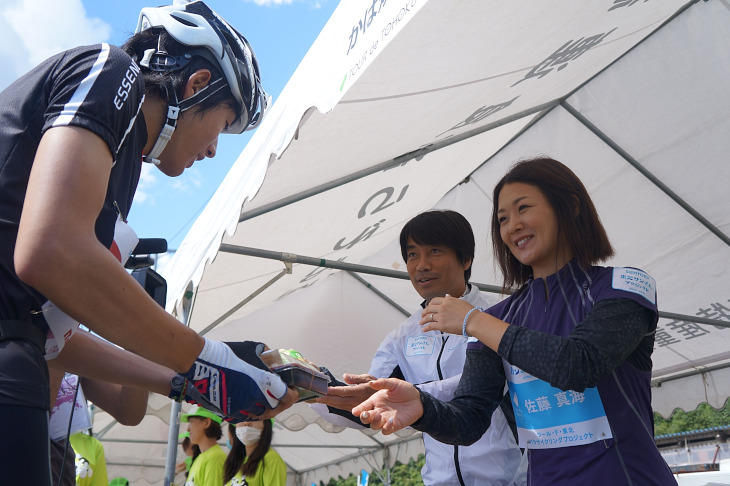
136,1,269,163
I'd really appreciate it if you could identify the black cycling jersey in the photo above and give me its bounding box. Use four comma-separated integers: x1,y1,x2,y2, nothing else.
0,43,147,409
0,43,146,326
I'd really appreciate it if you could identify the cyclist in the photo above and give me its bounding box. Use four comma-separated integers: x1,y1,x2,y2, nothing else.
0,3,297,484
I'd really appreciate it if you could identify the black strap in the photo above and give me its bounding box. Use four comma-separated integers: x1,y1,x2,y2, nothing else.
0,319,46,352
454,445,466,486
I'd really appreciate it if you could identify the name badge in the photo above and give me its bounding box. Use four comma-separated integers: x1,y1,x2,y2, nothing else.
612,267,656,304
505,363,612,449
405,336,435,357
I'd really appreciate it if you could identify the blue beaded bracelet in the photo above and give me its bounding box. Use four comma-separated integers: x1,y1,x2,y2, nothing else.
463,307,478,337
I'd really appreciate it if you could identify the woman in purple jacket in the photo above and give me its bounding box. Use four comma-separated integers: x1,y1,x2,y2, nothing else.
353,157,676,485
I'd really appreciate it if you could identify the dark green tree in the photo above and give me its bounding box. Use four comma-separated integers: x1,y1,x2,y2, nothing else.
654,400,730,436
369,455,425,486
325,454,426,486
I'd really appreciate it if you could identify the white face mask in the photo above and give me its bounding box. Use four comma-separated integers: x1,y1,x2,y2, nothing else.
236,426,262,446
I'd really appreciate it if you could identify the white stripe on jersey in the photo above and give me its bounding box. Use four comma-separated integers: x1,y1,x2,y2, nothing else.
53,43,111,127
113,93,145,168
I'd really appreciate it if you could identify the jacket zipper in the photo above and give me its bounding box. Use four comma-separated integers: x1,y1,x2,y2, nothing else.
437,334,466,486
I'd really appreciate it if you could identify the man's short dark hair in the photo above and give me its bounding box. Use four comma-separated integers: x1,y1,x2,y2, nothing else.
399,210,475,283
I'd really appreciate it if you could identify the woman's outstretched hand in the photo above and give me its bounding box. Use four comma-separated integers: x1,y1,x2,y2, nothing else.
351,378,424,435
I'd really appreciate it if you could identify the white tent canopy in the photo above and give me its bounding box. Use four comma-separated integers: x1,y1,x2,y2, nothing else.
97,0,730,484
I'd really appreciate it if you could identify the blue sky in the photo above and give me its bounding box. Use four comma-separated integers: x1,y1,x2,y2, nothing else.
0,0,339,251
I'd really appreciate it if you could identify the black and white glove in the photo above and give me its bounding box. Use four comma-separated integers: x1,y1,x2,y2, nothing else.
169,339,287,421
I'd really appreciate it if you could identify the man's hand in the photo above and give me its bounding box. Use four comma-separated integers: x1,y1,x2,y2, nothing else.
170,339,288,421
352,378,424,435
315,373,377,411
344,373,377,385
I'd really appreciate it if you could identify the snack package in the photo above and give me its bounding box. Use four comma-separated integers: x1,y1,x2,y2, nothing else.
259,349,330,402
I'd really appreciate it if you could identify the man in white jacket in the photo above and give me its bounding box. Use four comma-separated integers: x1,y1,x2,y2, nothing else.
316,210,525,486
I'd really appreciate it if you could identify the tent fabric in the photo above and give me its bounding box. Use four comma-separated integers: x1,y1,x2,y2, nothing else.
96,0,730,484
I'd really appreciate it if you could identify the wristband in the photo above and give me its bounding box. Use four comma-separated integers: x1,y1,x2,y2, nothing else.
462,307,478,337
168,374,188,402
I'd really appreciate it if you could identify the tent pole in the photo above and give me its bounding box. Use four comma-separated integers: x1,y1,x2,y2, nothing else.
218,244,729,328
219,243,504,294
652,360,730,387
163,284,195,485
659,311,730,329
362,449,390,486
107,461,165,469
384,445,392,486
94,415,118,439
561,100,730,249
163,390,183,485
347,271,411,317
197,262,293,336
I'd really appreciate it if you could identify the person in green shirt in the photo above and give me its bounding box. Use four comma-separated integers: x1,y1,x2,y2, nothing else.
69,432,108,486
183,406,227,486
223,419,286,486
176,434,197,478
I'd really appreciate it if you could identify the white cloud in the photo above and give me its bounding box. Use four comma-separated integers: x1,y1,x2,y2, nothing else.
0,0,110,90
135,163,158,205
170,168,204,193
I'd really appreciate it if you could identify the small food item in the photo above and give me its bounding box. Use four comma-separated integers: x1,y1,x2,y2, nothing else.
260,349,330,401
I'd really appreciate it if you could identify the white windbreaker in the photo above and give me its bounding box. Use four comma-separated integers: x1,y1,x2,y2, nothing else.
367,286,526,486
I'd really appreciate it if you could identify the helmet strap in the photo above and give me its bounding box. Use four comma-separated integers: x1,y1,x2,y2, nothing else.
142,78,229,166
142,82,180,166
178,77,228,112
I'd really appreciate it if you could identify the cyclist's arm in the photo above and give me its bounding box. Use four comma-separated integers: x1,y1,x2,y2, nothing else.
16,126,203,373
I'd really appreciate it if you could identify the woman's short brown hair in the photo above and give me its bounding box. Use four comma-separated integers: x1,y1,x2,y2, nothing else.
491,157,614,290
